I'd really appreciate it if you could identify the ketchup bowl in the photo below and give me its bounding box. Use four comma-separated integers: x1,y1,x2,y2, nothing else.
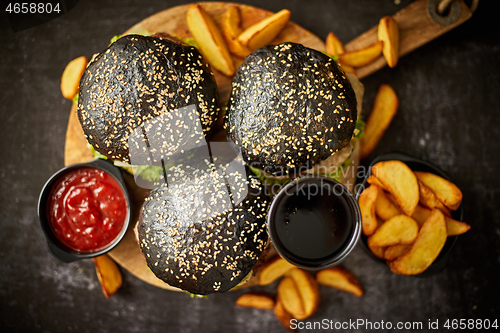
38,159,131,262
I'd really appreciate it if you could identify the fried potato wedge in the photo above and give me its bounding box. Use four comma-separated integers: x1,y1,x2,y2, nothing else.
375,189,403,221
259,256,295,285
366,175,387,191
277,276,305,319
360,84,398,159
236,291,275,310
93,255,122,298
325,31,344,57
414,171,463,211
186,4,235,76
237,9,291,51
418,181,452,216
61,56,88,100
359,185,379,236
372,160,418,216
338,40,383,67
378,16,399,68
367,235,387,259
369,214,419,247
274,297,296,332
221,6,252,58
412,205,470,236
286,268,320,320
339,63,356,75
389,209,447,275
384,244,411,261
316,266,364,297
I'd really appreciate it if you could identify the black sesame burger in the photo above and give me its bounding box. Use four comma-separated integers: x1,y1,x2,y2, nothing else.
137,160,270,294
224,42,364,182
78,34,220,163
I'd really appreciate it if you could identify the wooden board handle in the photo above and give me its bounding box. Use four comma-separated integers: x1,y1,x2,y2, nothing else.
345,0,473,79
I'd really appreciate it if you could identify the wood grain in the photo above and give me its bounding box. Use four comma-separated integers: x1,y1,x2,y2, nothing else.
345,0,472,79
64,2,326,291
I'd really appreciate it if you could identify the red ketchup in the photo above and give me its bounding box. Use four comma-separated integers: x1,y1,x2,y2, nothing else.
48,167,127,253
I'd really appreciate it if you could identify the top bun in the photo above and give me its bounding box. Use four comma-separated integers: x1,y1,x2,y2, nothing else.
78,35,219,163
224,42,357,177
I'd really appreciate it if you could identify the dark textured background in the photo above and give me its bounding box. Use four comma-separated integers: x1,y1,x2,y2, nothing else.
1,0,499,332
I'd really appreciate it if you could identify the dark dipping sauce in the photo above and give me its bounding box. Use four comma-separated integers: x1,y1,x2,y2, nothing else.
47,167,127,253
270,178,356,267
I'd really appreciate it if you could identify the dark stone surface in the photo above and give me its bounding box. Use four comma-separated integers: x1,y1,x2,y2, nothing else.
1,0,498,332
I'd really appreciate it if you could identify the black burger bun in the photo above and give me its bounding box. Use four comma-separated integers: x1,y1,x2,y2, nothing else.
224,42,357,177
78,35,219,163
137,161,270,295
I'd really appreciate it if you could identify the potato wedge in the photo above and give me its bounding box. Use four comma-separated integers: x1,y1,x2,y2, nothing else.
378,16,399,68
221,6,252,58
384,244,411,261
367,235,386,259
369,215,419,247
338,40,383,67
360,84,398,159
366,175,387,191
259,256,295,285
61,56,88,100
238,9,291,51
372,160,418,216
93,255,122,298
277,276,305,319
412,205,470,236
418,181,451,216
359,185,379,236
236,291,275,310
316,266,363,297
325,31,344,57
414,171,463,211
286,268,320,320
339,63,356,75
186,4,235,76
375,189,403,221
389,209,447,275
274,297,296,332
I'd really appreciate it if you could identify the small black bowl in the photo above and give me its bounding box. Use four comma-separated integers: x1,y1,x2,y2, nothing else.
354,152,463,276
38,159,131,263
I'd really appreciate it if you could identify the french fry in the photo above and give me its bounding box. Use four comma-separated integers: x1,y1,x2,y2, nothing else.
414,171,463,211
236,292,275,310
372,160,419,216
375,189,403,221
358,184,379,236
325,31,344,57
360,84,398,159
366,175,387,191
384,244,411,261
93,255,122,298
316,266,363,297
60,56,88,100
389,209,447,275
418,181,452,216
277,276,305,319
286,268,320,320
338,41,383,67
186,4,235,76
369,214,419,247
221,6,252,58
339,63,356,75
237,9,291,51
412,205,470,236
367,235,387,259
258,256,295,285
274,297,296,332
378,16,399,68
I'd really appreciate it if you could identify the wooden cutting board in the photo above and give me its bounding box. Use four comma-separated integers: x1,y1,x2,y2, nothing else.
64,2,332,291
